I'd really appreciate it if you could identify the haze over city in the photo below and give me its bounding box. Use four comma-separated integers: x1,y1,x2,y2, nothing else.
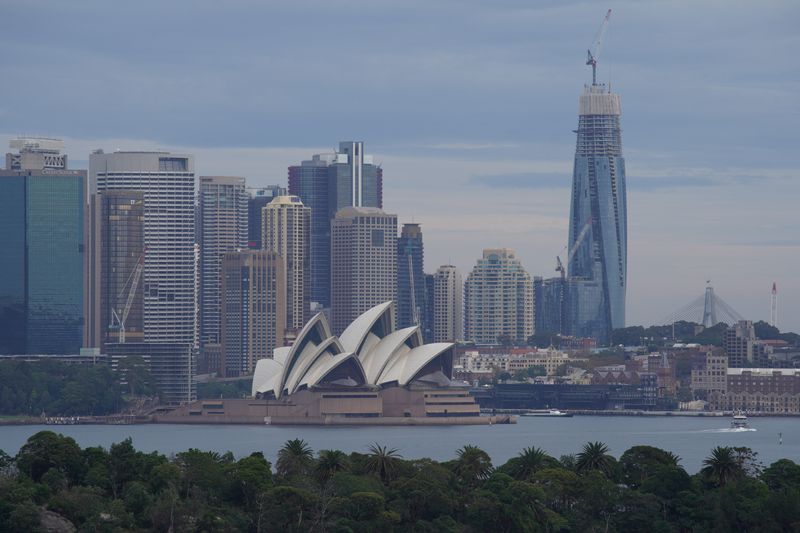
1,0,798,331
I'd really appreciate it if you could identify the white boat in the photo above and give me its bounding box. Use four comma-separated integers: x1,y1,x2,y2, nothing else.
522,409,573,418
731,413,749,429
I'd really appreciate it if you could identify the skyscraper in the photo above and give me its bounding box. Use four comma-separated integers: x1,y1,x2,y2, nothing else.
567,81,627,344
262,195,311,333
247,185,286,249
198,176,248,353
85,190,145,351
289,142,383,309
0,138,85,354
397,223,428,333
433,265,463,342
220,250,286,377
464,249,533,345
90,150,197,401
330,207,397,335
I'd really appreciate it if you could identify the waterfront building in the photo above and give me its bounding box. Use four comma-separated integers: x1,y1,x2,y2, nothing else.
247,185,286,249
330,207,397,335
89,150,197,400
464,249,533,345
710,368,800,414
262,195,311,333
288,142,383,309
433,265,463,342
85,190,145,350
566,81,628,345
198,176,248,359
220,250,286,377
397,223,429,335
0,138,85,355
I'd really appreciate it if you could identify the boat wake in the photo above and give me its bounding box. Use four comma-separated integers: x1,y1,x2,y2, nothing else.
700,428,757,433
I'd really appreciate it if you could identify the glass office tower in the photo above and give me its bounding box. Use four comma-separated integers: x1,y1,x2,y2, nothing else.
567,84,627,344
288,142,383,309
0,170,85,354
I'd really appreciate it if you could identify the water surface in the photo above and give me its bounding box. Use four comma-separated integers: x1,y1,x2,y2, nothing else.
1,416,795,473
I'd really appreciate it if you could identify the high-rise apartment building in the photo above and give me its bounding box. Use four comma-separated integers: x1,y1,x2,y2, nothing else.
85,190,145,350
289,142,383,309
0,138,85,354
464,249,533,345
330,207,397,335
566,81,627,345
198,176,248,353
397,223,429,334
89,150,197,401
247,185,286,249
433,265,463,342
262,195,310,333
220,250,286,377
724,320,772,368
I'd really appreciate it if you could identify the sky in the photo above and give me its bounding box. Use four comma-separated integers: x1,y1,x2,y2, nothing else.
2,0,798,332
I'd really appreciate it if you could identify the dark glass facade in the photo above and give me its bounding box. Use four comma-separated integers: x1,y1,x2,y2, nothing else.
247,186,285,249
397,223,429,338
0,171,85,354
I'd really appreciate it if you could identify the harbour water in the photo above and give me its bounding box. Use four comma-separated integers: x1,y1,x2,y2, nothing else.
1,416,796,473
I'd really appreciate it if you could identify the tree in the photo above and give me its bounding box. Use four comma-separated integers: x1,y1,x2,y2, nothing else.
277,439,314,480
453,445,493,486
761,459,800,491
365,443,401,484
116,356,157,397
619,445,681,489
701,446,742,487
315,450,349,482
575,441,615,477
16,431,86,484
502,446,557,481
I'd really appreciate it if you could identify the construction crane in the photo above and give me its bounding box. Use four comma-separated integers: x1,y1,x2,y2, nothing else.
556,218,592,279
586,9,612,86
109,251,145,343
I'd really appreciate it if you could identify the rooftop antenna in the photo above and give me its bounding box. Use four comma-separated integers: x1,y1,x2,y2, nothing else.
586,9,612,86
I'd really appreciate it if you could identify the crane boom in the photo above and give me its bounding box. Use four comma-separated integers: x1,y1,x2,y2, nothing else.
109,251,145,343
586,9,612,85
555,218,592,279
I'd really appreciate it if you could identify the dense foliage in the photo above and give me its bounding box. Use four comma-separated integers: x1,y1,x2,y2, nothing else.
0,359,156,417
2,431,799,532
611,320,799,349
197,379,252,400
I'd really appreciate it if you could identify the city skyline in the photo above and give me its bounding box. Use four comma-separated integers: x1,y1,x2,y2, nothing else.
1,1,797,332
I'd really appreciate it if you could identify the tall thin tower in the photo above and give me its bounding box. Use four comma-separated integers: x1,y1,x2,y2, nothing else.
771,282,778,328
567,10,626,344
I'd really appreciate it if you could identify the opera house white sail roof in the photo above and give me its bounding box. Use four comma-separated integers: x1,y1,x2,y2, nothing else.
252,302,454,398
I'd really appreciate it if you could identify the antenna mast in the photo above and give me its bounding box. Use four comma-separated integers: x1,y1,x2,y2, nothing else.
771,282,778,328
586,9,612,86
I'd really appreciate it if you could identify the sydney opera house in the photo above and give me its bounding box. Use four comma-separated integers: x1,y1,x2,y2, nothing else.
159,302,506,425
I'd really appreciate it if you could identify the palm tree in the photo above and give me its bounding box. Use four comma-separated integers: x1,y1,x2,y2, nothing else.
664,451,681,466
454,445,493,485
702,446,741,486
276,438,314,479
576,441,615,477
365,443,401,484
315,449,349,481
509,446,554,481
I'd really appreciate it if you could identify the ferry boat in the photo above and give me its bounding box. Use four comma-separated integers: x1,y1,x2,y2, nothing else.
522,409,573,418
731,413,749,429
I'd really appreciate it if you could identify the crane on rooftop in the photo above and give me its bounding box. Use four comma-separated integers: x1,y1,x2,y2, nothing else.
586,9,612,86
